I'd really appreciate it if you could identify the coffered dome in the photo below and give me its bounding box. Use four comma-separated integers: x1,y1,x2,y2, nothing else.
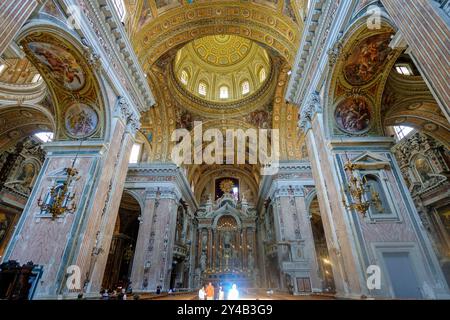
174,35,271,103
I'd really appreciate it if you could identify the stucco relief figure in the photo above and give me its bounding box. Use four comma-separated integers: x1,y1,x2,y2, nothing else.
415,156,434,183
200,251,207,271
28,42,85,90
15,162,36,193
65,103,99,138
335,98,371,133
201,232,208,250
248,252,255,270
343,33,392,85
0,214,9,243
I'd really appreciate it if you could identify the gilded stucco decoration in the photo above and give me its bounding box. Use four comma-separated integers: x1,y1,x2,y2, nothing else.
132,1,305,167
20,32,105,141
174,35,271,103
326,21,401,137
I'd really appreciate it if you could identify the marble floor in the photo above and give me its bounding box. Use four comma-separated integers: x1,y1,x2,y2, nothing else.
143,293,335,300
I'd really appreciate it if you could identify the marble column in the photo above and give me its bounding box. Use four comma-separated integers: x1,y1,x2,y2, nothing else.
127,163,197,292
299,92,450,299
2,97,140,299
259,162,322,294
130,186,179,291
381,0,450,122
0,0,41,55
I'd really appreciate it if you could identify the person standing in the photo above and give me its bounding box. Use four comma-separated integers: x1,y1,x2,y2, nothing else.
218,286,225,300
205,282,215,300
228,284,239,300
198,285,206,300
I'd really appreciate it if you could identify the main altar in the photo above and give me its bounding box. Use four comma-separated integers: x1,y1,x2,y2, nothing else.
194,180,258,289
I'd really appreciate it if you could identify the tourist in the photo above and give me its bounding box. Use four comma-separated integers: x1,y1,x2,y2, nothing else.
218,286,225,300
198,285,206,300
228,284,239,300
205,282,215,300
101,289,109,300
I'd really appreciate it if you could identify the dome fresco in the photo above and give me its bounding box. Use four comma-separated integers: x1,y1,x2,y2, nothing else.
174,35,271,103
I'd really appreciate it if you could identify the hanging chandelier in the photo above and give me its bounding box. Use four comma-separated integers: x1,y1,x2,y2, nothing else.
37,165,78,220
341,159,383,216
37,140,81,220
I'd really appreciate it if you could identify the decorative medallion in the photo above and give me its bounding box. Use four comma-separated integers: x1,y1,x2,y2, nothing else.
64,103,98,138
28,42,86,90
423,122,438,132
219,179,235,193
335,97,372,134
343,33,392,86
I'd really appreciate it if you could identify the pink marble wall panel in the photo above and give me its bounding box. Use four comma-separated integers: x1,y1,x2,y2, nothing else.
8,156,93,296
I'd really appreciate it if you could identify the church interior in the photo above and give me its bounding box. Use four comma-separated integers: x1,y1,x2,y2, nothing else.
0,0,449,300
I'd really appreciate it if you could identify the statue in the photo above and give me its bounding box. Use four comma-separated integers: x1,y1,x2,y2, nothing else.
201,232,208,249
200,252,207,271
0,217,8,243
248,253,255,270
223,231,231,247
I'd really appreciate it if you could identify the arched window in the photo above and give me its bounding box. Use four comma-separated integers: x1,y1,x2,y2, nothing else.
34,132,54,142
241,81,250,95
180,70,189,85
393,125,414,140
129,143,141,164
219,86,229,99
259,68,266,83
198,82,207,96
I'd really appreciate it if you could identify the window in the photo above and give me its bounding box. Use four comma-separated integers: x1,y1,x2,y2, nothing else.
129,144,141,164
32,74,42,83
395,64,413,76
219,86,229,99
198,82,207,96
259,68,266,82
180,70,189,85
241,81,250,95
34,132,54,143
232,187,239,200
393,126,414,140
112,0,126,22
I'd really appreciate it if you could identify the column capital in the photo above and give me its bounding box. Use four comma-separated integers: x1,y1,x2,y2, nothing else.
114,96,141,135
298,91,323,133
144,185,182,202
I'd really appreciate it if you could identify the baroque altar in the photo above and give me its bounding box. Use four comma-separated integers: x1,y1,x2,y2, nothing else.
194,190,258,288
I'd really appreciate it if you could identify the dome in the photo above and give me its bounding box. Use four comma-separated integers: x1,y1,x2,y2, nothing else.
174,35,271,103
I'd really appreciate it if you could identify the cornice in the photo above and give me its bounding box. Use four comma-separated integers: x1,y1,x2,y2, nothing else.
257,160,314,210
168,58,278,117
126,162,198,210
285,0,328,102
0,80,47,104
286,0,357,105
81,0,155,111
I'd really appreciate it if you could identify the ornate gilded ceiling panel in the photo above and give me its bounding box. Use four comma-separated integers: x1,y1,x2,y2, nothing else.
174,35,271,103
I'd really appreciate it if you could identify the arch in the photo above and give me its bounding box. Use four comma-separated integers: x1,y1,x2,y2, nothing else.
258,67,267,83
133,3,300,71
15,21,109,142
219,85,229,99
122,189,145,213
241,80,250,95
0,104,55,150
198,81,208,96
323,11,400,138
212,212,242,230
